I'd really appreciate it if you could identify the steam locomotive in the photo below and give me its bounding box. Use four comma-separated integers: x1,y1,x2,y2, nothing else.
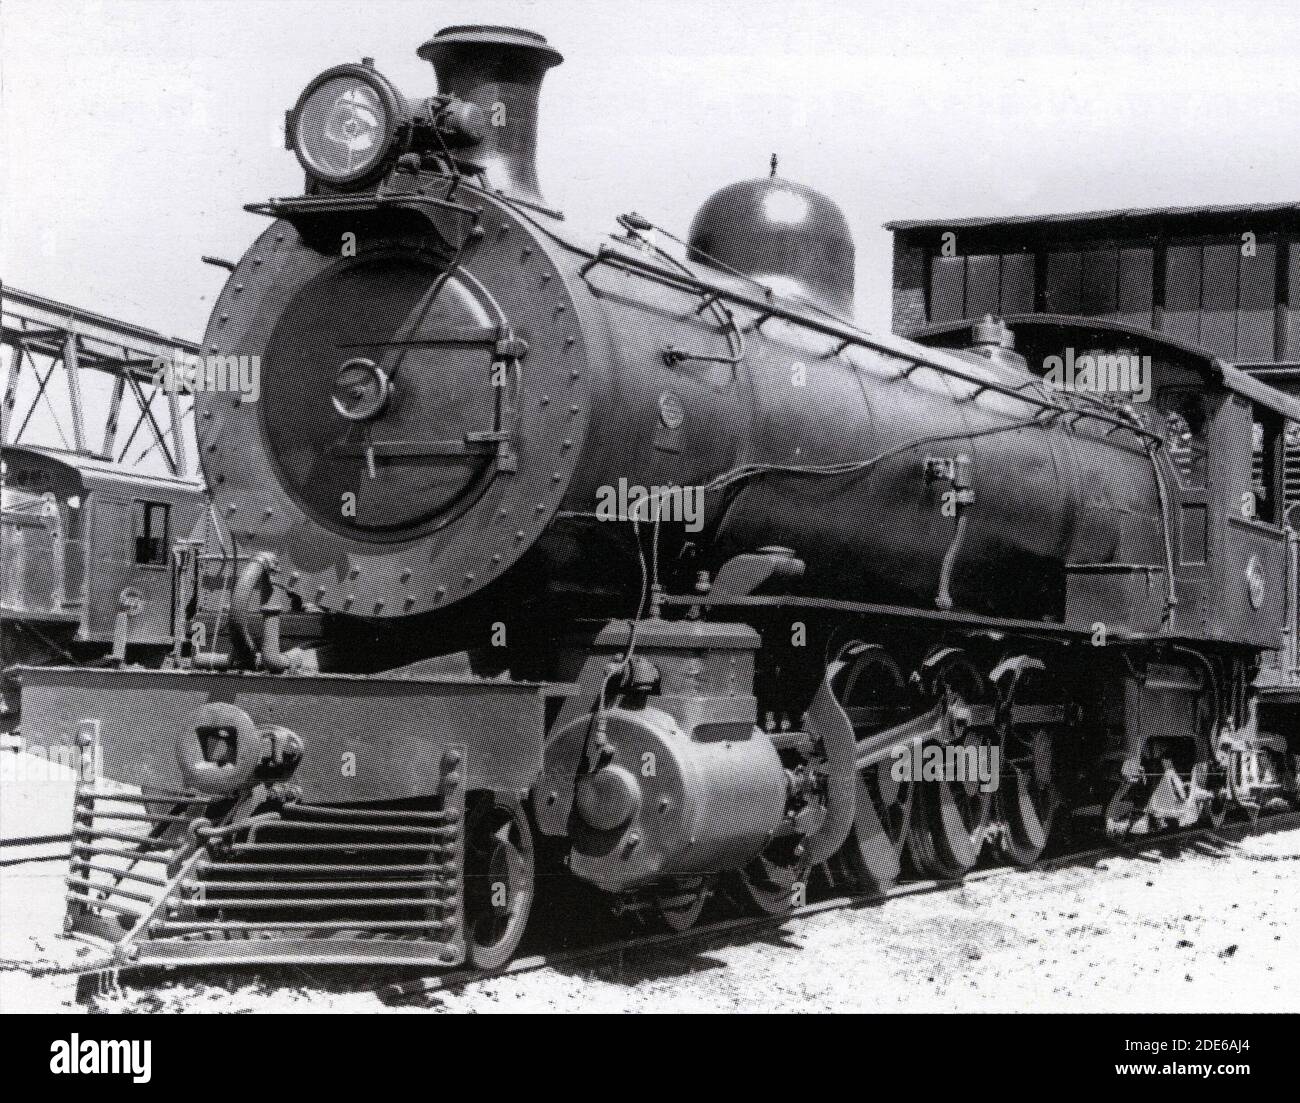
20,25,1299,971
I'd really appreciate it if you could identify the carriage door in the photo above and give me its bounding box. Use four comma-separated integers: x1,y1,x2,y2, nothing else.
87,496,171,646
127,499,174,646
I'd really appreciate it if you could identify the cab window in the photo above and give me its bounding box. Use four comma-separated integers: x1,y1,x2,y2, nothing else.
1250,407,1284,526
1155,388,1208,488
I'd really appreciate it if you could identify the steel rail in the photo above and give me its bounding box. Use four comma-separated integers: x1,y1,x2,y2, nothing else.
382,809,1300,1005
3,808,1294,990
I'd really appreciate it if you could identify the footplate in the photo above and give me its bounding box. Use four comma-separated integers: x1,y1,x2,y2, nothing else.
65,729,467,968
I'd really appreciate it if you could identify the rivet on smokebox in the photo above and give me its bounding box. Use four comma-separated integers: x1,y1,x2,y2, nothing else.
400,568,413,583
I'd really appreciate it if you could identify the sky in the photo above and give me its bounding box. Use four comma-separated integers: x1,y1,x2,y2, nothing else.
3,0,1300,342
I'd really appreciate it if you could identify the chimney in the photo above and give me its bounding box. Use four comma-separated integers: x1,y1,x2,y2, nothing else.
418,25,563,206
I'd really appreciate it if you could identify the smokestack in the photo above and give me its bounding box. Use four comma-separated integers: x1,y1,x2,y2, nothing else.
418,25,563,206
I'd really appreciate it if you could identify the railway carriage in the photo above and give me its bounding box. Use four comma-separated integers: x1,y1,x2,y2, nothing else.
1,443,202,730
16,25,1299,972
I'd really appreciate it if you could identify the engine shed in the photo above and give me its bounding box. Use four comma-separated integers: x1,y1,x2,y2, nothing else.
887,204,1300,504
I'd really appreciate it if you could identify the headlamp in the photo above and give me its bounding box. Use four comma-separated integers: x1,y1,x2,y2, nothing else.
287,63,407,187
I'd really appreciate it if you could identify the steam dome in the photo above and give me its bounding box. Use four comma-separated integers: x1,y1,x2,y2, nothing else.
687,162,855,316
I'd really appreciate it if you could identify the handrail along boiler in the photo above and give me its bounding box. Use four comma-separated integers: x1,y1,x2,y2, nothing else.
18,25,1300,969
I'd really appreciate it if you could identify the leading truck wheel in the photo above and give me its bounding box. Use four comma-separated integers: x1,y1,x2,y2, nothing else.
462,796,535,970
728,838,810,916
643,877,711,933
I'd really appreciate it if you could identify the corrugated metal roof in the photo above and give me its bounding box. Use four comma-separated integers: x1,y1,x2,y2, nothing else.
885,201,1300,233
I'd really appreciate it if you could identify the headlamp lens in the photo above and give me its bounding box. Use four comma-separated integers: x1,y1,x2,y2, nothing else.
294,76,389,182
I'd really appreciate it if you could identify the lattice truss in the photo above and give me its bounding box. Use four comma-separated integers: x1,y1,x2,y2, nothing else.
1,286,198,477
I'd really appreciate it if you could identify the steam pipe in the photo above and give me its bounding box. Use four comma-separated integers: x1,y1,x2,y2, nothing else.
231,553,292,674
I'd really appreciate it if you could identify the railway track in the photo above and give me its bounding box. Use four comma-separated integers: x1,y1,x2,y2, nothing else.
381,808,1300,1006
4,806,1294,1003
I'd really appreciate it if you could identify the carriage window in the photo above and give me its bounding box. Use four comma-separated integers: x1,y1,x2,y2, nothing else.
1155,388,1208,488
133,501,170,565
1251,408,1284,526
9,467,47,491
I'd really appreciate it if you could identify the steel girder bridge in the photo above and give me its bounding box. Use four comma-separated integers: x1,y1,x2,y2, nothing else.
1,284,199,477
